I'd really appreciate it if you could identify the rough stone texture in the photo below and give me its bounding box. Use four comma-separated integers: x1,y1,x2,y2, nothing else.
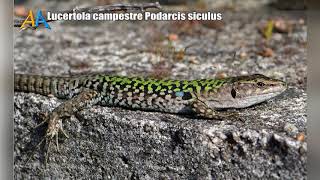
14,1,306,179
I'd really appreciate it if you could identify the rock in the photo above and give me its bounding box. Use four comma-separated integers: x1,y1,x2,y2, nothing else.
14,1,306,179
284,122,299,136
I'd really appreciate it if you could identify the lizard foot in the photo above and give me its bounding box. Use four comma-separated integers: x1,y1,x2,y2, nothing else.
215,111,244,122
27,112,69,165
43,112,69,164
217,111,239,118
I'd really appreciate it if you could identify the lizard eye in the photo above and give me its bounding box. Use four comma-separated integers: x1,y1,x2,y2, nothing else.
257,82,265,87
231,88,236,98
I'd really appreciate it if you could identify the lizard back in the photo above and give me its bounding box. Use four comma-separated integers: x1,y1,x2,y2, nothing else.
14,74,229,113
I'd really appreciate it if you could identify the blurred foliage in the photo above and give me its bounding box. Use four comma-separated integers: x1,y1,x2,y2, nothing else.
263,20,274,40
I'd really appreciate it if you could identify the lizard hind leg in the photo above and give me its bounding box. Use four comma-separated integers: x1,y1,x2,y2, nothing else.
26,112,69,164
41,89,98,163
44,88,99,150
26,89,99,164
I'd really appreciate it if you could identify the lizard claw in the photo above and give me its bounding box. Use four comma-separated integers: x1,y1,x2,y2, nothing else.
59,120,69,139
45,112,68,151
27,112,69,164
215,111,240,120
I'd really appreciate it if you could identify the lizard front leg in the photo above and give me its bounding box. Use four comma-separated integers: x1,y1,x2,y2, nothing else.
191,99,238,119
191,99,217,119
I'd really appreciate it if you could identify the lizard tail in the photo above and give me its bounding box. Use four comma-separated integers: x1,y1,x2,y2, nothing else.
14,73,73,98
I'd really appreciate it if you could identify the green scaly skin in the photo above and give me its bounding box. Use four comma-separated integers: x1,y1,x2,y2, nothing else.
14,73,287,162
15,74,229,114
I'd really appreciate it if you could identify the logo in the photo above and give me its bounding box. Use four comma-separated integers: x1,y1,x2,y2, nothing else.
20,10,51,29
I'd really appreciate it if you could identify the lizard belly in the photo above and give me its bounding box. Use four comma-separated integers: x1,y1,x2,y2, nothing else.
98,94,192,114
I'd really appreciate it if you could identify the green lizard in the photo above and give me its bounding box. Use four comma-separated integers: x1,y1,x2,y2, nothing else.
14,73,287,161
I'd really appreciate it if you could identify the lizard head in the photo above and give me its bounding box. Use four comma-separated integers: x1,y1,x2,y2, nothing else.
206,74,287,109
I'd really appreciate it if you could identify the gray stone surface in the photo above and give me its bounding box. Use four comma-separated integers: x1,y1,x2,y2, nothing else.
14,2,306,179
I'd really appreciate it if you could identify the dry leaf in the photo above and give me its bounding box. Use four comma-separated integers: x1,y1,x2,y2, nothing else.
296,133,305,142
216,72,227,79
274,19,292,33
263,20,274,40
259,47,274,57
168,33,179,41
174,49,185,61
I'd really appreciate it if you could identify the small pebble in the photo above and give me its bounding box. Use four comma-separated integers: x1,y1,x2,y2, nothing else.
168,33,178,41
239,52,247,59
298,18,304,25
284,122,298,136
189,58,199,64
296,133,305,142
216,72,227,78
274,19,292,33
259,47,274,57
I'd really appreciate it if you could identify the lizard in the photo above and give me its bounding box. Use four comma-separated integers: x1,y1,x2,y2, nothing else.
14,73,287,162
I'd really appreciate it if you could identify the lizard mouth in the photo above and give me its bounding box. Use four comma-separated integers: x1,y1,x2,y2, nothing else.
233,87,287,108
260,82,287,96
209,85,287,109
